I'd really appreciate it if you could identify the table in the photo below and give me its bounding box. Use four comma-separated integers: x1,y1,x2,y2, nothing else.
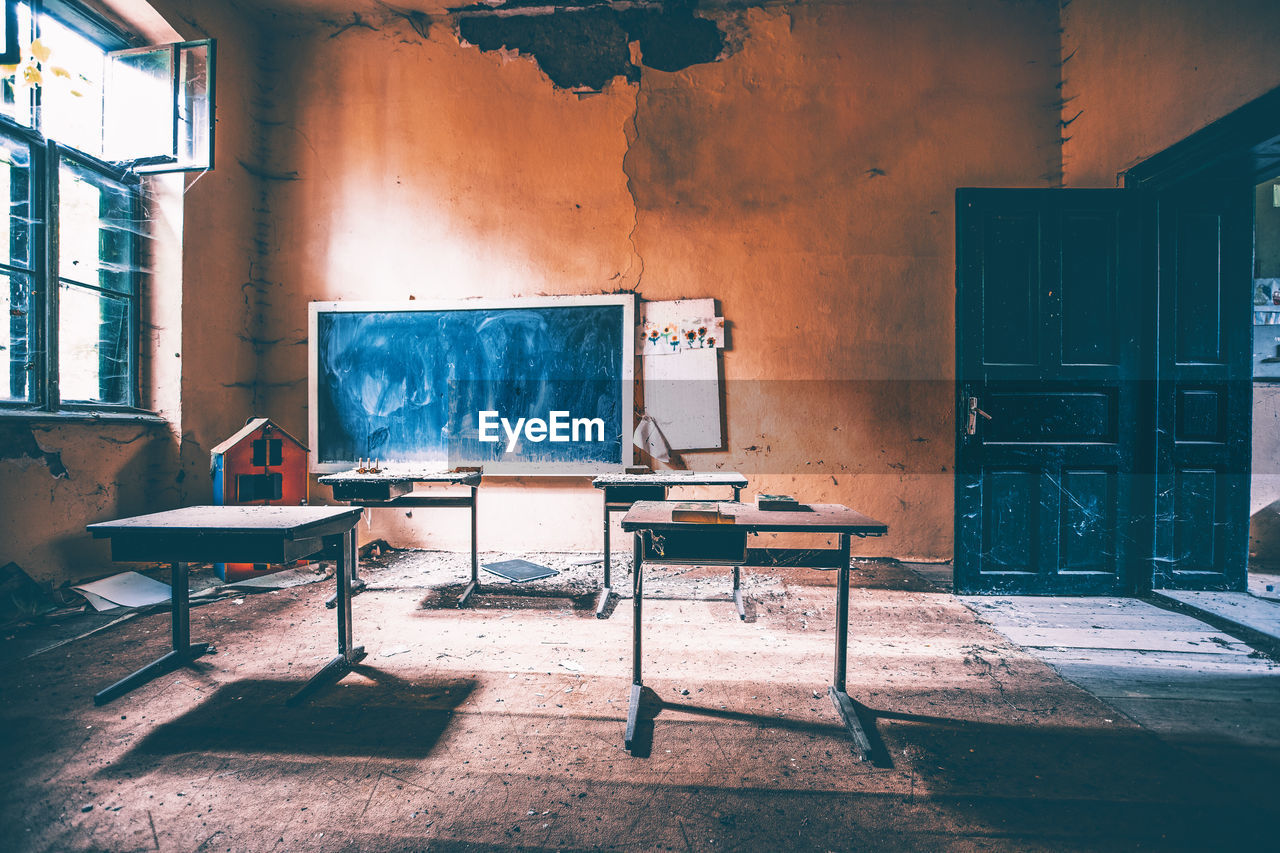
86,505,365,706
620,500,887,757
319,467,482,606
592,471,748,619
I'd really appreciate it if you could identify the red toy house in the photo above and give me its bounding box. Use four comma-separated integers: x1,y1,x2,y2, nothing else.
210,417,309,580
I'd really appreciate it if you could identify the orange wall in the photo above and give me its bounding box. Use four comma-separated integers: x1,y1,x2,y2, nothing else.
1061,0,1280,186
15,1,1280,583
256,1,1061,560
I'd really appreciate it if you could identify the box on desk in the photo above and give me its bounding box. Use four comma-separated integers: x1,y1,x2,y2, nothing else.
756,493,800,511
669,502,735,523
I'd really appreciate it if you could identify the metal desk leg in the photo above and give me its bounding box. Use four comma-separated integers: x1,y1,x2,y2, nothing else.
94,562,213,705
732,565,746,620
326,518,366,608
625,532,645,752
459,486,479,608
596,503,613,618
828,533,871,758
291,529,367,705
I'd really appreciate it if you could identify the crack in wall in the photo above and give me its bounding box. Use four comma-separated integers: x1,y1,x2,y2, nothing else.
240,32,287,412
620,52,646,295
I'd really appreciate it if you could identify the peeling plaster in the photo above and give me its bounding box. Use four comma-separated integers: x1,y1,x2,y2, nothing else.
456,2,726,91
0,424,69,479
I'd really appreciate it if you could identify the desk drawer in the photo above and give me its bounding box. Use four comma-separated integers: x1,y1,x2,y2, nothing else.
641,528,747,565
605,484,667,504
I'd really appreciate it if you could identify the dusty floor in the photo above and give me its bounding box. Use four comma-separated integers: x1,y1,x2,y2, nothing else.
1,552,1277,852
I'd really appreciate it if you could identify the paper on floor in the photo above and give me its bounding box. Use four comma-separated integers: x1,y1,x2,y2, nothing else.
71,571,171,611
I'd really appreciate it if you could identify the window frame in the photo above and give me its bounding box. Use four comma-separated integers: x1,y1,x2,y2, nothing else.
0,0,156,422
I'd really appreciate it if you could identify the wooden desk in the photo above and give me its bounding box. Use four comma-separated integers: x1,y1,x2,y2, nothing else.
87,505,365,706
620,500,887,757
319,467,483,606
591,471,748,619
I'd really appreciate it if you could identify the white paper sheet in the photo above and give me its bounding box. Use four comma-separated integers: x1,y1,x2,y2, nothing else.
71,571,172,611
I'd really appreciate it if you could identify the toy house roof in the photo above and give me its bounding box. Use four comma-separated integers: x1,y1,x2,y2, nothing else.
210,417,309,457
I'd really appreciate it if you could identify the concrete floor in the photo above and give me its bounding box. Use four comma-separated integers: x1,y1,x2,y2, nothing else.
1,554,1277,852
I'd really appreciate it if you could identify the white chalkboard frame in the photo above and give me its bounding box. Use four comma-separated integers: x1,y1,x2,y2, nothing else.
308,294,635,476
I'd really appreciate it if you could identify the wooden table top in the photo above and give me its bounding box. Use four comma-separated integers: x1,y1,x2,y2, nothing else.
318,466,483,487
592,471,748,488
87,505,365,538
620,501,887,535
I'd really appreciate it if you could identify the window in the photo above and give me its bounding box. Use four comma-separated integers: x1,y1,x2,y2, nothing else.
0,0,143,413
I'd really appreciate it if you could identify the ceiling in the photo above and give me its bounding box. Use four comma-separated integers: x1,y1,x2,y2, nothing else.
243,0,672,17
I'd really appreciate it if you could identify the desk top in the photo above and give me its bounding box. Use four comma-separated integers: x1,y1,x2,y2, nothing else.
319,466,483,487
88,505,365,539
592,471,748,488
620,501,887,535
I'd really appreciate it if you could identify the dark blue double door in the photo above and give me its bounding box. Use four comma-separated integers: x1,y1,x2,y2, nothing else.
956,187,1251,594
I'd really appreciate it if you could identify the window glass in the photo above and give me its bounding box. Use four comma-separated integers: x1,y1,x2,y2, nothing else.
59,158,134,292
102,46,171,163
0,2,35,128
59,280,128,402
0,136,33,402
176,41,209,169
58,158,134,403
37,11,107,157
0,2,147,414
1,268,33,401
0,135,33,270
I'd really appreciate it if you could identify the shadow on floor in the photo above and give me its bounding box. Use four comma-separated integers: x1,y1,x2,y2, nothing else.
99,668,477,774
417,583,602,616
625,683,1279,848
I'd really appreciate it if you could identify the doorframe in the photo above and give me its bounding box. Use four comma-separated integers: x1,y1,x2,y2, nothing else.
1124,86,1280,590
1123,86,1280,191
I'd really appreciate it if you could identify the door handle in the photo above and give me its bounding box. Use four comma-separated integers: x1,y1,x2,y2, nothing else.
966,396,993,436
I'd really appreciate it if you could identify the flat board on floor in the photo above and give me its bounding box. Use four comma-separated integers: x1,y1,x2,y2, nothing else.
482,559,559,583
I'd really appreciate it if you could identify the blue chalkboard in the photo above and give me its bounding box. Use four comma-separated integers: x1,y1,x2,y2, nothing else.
309,297,634,474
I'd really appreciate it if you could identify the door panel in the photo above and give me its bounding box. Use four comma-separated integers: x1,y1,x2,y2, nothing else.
1060,468,1118,574
956,189,1148,594
1152,186,1251,590
980,468,1039,573
982,213,1040,367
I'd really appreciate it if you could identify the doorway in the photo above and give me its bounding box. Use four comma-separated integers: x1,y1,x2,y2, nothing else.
1248,173,1280,595
954,89,1280,595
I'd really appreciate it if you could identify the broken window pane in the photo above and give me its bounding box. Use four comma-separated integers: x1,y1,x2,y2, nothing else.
58,158,135,293
1,269,33,401
59,282,128,404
